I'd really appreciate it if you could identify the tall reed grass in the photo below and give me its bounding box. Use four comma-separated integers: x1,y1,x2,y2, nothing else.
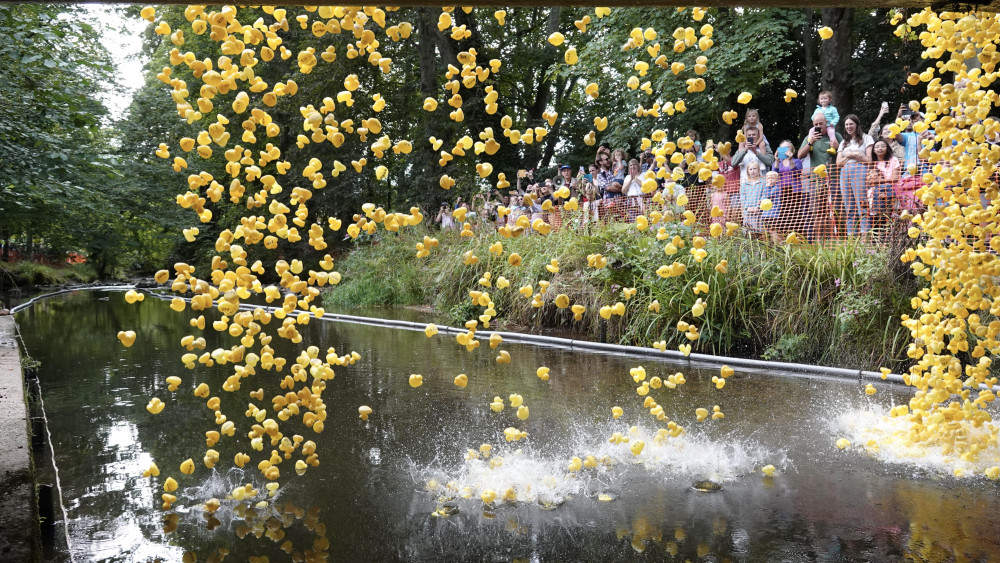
323,220,920,371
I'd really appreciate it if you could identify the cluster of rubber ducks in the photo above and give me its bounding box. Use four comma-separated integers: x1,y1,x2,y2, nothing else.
831,9,1000,479
125,4,1000,521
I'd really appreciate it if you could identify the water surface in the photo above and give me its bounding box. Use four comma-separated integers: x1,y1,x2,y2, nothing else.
16,289,1000,562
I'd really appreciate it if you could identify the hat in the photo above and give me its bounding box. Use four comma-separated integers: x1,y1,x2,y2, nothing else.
559,164,571,170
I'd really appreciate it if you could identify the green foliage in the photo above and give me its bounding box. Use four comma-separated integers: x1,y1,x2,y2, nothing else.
0,5,183,277
324,219,918,371
321,237,428,308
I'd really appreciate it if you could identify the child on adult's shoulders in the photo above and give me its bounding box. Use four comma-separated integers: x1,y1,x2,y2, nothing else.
816,90,840,154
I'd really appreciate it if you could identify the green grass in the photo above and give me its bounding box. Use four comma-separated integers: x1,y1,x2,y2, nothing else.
323,219,920,371
0,261,97,288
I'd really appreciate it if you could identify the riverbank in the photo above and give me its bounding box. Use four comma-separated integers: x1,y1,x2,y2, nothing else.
0,314,39,562
1,261,98,301
322,222,921,372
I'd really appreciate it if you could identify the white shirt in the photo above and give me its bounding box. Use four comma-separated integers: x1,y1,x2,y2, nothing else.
623,174,643,197
842,134,874,159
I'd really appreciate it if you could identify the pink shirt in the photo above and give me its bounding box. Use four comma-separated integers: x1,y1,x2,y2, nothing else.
875,157,900,181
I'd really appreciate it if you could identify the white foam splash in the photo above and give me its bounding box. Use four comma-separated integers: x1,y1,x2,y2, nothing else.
414,423,780,510
835,405,1000,479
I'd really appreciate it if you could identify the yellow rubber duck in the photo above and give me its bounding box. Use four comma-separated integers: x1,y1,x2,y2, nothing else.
564,456,583,472
630,440,645,456
358,405,372,421
146,398,165,414
117,331,137,347
454,374,468,387
409,374,423,388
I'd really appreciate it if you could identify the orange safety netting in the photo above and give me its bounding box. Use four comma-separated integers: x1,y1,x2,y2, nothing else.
502,162,928,241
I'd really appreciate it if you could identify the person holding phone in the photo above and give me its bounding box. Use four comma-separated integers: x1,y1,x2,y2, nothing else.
868,101,891,139
732,125,774,182
895,103,933,176
798,110,843,241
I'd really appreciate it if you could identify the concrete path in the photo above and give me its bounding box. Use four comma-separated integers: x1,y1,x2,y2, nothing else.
0,314,39,561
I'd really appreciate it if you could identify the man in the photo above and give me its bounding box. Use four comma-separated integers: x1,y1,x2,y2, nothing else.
553,164,579,197
798,111,843,241
732,126,775,181
895,107,934,176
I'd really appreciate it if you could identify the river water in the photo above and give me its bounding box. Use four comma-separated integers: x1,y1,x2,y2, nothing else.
14,289,1000,562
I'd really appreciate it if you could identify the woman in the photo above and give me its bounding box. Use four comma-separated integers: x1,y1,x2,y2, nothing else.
836,114,874,236
772,139,803,234
868,137,900,227
621,159,645,220
436,202,456,230
594,152,620,221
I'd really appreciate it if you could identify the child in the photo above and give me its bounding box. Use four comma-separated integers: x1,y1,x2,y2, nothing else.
740,163,765,232
708,185,727,225
816,90,840,154
686,129,704,158
610,148,628,178
762,171,782,237
742,110,767,150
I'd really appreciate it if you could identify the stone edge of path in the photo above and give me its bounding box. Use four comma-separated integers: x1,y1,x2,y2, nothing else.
0,314,40,562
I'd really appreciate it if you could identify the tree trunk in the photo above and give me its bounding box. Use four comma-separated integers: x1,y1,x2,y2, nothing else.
522,7,562,169
801,9,818,137
820,8,854,120
416,9,438,97
541,76,571,166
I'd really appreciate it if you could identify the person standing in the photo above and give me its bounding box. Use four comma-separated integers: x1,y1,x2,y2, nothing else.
773,140,803,234
836,114,874,236
798,111,842,241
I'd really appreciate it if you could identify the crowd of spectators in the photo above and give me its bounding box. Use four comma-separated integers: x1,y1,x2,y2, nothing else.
436,93,941,241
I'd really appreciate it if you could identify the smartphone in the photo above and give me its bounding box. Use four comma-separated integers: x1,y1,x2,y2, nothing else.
814,126,822,136
517,169,526,178
901,109,913,119
881,101,889,111
584,173,593,181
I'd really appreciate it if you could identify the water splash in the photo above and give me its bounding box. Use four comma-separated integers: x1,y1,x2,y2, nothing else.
413,421,780,515
835,404,1000,479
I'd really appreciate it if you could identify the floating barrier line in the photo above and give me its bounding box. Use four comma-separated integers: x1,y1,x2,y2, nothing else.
135,288,917,388
9,284,135,314
14,285,997,393
9,319,76,563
